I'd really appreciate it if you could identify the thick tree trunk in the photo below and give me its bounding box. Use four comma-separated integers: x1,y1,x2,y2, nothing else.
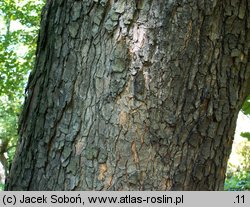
6,0,250,190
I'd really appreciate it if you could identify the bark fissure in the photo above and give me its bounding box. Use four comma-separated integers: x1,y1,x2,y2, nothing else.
6,0,250,191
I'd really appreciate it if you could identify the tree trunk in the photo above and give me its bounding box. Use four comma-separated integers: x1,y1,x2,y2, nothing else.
6,0,250,190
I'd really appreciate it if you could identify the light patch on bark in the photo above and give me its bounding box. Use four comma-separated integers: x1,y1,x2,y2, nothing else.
131,141,139,164
6,0,250,191
98,164,107,181
119,110,128,127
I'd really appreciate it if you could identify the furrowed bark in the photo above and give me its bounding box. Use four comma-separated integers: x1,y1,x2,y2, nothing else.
6,0,250,190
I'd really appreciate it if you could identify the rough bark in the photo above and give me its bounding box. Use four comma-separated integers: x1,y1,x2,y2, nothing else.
6,0,250,190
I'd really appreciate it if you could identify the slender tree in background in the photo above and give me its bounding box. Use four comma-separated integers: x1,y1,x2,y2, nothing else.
0,0,44,183
6,0,250,190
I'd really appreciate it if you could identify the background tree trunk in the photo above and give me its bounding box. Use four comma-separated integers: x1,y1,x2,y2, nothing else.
6,0,250,190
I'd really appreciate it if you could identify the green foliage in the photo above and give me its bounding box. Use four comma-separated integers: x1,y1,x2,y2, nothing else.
225,143,250,191
0,0,44,188
225,95,250,191
0,97,19,159
0,182,4,191
242,95,250,116
0,0,44,99
225,170,250,191
240,132,250,141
